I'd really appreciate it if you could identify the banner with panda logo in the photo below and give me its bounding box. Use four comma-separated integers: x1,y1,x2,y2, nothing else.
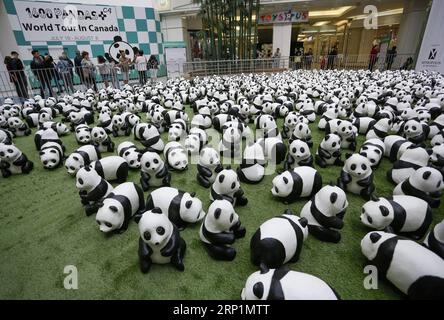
14,0,119,42
416,0,444,73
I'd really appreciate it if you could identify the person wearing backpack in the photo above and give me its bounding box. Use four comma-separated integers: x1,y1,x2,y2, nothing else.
57,53,74,93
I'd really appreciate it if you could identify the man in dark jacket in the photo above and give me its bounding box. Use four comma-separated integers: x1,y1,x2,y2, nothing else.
9,51,29,101
30,49,53,97
74,50,85,89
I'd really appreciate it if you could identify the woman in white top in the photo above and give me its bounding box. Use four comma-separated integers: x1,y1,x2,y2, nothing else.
135,51,147,85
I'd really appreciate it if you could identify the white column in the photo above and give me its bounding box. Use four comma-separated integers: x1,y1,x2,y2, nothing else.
272,23,292,66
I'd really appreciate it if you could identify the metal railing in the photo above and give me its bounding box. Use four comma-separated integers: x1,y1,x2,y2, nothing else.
0,63,172,102
182,53,417,77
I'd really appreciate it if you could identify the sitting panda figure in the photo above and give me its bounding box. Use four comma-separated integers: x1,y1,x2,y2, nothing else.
428,114,444,139
91,127,115,153
168,118,188,142
117,141,141,169
289,123,313,148
284,139,313,170
34,127,63,151
271,166,322,204
7,117,31,137
164,141,188,171
429,144,444,169
65,145,101,176
241,265,339,300
95,182,145,234
41,121,70,136
359,139,385,168
256,137,287,166
0,128,13,144
237,142,266,184
111,114,131,137
199,200,246,261
300,185,348,243
424,219,444,260
184,127,207,155
219,126,242,159
74,124,91,145
145,187,205,229
97,112,113,134
89,156,129,183
384,135,413,162
211,168,248,206
366,118,392,140
282,112,299,139
315,134,343,168
361,231,444,299
0,143,33,177
138,207,187,273
250,209,308,268
337,154,374,200
133,123,164,153
139,151,171,191
196,147,223,188
39,141,64,169
75,166,113,216
360,195,432,240
387,147,430,184
393,167,444,208
352,117,376,135
402,119,429,147
336,120,357,151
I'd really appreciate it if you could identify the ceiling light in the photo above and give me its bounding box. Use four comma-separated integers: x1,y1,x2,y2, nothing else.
312,21,330,26
309,6,354,18
335,20,349,26
349,8,403,20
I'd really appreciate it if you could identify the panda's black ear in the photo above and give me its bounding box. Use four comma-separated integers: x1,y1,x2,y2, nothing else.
330,192,338,203
185,200,192,209
345,153,352,159
325,134,330,141
109,206,118,213
84,166,91,172
259,263,269,274
39,151,44,156
369,232,381,244
423,170,431,180
190,192,196,197
379,206,389,217
426,149,433,155
226,165,231,170
113,35,123,42
299,217,308,228
253,282,264,299
214,208,221,219
370,194,379,202
152,207,162,214
219,174,225,183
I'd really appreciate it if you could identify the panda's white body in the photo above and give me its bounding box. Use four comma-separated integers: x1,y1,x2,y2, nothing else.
359,139,385,168
145,187,205,229
361,196,432,239
211,169,248,206
290,122,312,147
65,145,100,175
238,142,265,183
140,151,170,189
384,135,413,162
89,156,128,183
366,118,392,140
196,147,221,188
271,166,322,203
361,231,444,299
338,154,374,198
117,141,141,169
95,182,144,233
219,126,242,158
352,117,376,135
424,219,444,260
256,137,287,165
250,212,308,268
285,139,312,170
0,143,33,176
34,128,62,151
91,127,114,153
39,141,64,169
184,127,207,154
388,147,430,184
315,134,342,167
164,141,188,171
241,267,339,300
168,118,188,142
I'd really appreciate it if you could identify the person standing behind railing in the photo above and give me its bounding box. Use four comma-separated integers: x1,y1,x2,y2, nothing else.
327,46,337,69
386,46,397,70
8,51,29,102
44,54,63,94
57,54,74,94
135,51,147,85
304,48,313,70
273,48,281,68
106,55,120,89
81,51,97,91
368,45,379,71
118,50,131,85
74,50,85,90
97,55,111,88
148,55,158,84
31,49,53,98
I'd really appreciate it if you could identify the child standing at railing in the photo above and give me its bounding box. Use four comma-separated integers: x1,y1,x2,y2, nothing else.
97,55,111,88
135,51,148,85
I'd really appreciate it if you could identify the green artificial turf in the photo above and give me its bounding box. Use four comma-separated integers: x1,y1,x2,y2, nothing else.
0,107,443,300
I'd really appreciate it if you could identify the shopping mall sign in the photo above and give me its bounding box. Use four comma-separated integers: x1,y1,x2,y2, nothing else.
259,10,309,24
13,0,119,42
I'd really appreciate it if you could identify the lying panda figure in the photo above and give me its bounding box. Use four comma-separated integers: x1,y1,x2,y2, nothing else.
393,167,444,208
337,154,374,200
366,118,392,140
383,135,413,162
211,168,248,206
199,200,246,261
271,166,322,204
250,209,308,268
117,141,142,169
34,127,63,151
65,145,101,176
241,265,339,300
133,123,164,153
402,119,429,147
361,231,444,299
145,187,205,230
360,195,432,240
315,134,343,168
237,142,266,184
74,124,91,145
164,141,188,171
284,139,313,170
138,207,187,273
300,185,348,243
39,141,64,170
0,143,33,177
424,219,444,260
76,166,113,216
196,147,223,188
95,182,145,234
89,156,129,183
387,147,430,184
359,139,385,168
139,151,171,191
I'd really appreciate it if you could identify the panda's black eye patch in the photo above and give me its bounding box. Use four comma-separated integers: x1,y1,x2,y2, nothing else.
113,44,120,48
351,164,356,170
292,147,296,153
143,231,151,241
300,147,305,153
231,182,236,189
367,216,373,224
8,149,13,153
156,227,165,235
253,282,264,299
230,214,234,223
370,158,376,163
332,142,336,147
375,149,381,155
105,222,112,228
342,127,346,132
283,177,289,184
380,206,389,217
154,159,159,164
412,126,417,130
185,200,192,209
